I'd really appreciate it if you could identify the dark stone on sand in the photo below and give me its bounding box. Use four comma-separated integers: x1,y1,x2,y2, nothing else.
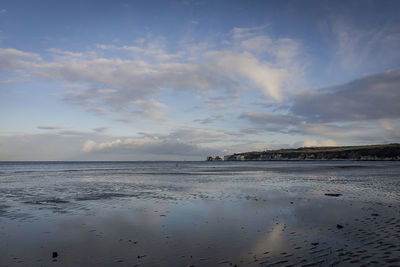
371,213,379,216
336,224,344,229
311,242,319,246
52,251,58,258
325,193,342,197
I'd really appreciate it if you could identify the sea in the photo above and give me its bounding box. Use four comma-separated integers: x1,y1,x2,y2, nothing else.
0,161,399,266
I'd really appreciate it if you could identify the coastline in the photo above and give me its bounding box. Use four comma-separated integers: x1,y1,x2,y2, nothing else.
207,143,400,161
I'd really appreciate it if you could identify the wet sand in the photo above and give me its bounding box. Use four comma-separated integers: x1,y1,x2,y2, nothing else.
0,161,399,266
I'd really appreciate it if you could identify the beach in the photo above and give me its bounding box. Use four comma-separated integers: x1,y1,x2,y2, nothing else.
0,161,399,266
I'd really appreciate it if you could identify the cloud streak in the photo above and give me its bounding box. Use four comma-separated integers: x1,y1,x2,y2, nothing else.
332,20,400,72
37,125,62,130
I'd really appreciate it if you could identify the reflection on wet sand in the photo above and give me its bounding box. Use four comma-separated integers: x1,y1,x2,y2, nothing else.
0,161,399,266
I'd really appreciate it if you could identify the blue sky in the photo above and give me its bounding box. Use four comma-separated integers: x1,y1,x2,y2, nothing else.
1,0,400,160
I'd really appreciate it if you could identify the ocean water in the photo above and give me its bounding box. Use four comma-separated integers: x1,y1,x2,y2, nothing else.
0,161,399,266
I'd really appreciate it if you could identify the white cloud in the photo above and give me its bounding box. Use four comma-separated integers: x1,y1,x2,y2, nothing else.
0,48,41,60
130,99,168,120
82,139,97,152
203,50,287,100
0,47,41,71
1,28,305,123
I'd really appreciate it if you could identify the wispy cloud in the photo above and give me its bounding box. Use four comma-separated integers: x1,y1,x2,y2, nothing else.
37,125,62,130
331,19,400,72
47,48,84,58
232,25,268,39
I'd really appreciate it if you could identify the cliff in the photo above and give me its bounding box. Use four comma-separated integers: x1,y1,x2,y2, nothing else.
223,144,400,161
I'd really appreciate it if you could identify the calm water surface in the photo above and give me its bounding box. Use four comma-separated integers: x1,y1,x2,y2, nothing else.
0,161,399,266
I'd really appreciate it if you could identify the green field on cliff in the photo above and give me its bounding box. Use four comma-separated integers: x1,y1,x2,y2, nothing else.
225,143,400,160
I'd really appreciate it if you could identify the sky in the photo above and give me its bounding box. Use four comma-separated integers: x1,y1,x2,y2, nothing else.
1,0,400,160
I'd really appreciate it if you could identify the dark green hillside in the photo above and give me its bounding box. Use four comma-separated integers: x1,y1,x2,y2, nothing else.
223,144,400,161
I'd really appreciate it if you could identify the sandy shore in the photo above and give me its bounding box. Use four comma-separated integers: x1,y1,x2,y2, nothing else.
0,161,399,266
